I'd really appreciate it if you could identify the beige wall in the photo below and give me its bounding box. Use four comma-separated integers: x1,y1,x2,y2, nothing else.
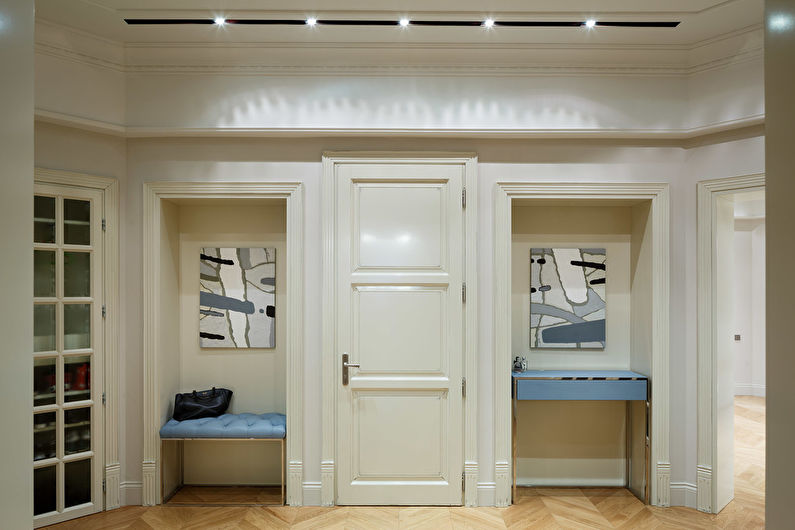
733,221,765,396
177,202,286,485
764,1,795,525
0,0,34,525
31,126,766,506
511,205,632,370
511,205,632,485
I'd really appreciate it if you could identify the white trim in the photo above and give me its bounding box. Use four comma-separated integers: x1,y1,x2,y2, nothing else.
34,17,762,77
34,108,764,141
477,482,496,506
321,152,478,506
120,481,143,506
493,182,670,507
302,482,322,506
141,181,305,506
34,168,121,511
670,482,698,509
734,383,765,397
516,478,626,487
696,173,765,513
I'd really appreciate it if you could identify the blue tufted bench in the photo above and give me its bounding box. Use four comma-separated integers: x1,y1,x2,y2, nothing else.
159,413,286,505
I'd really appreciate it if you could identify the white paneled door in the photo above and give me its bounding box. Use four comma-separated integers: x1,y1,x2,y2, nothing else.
335,163,464,505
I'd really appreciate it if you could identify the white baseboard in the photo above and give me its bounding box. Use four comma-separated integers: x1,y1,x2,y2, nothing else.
120,481,143,506
670,482,698,509
735,383,765,397
515,477,625,487
477,482,496,506
302,482,322,506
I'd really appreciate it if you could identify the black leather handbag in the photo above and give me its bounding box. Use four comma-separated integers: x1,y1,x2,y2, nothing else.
172,387,233,421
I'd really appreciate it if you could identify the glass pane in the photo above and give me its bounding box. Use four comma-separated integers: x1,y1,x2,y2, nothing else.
34,358,56,406
34,304,56,352
65,407,91,455
34,411,56,461
65,459,92,508
34,250,56,298
34,195,56,244
64,355,91,402
64,252,91,298
34,465,57,516
64,304,90,350
64,199,90,245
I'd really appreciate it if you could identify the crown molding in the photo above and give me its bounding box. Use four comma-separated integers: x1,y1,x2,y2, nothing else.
35,109,126,136
34,107,763,141
106,0,746,18
35,18,763,78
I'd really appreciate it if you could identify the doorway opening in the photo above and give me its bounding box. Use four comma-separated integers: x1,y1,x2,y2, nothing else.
696,175,765,515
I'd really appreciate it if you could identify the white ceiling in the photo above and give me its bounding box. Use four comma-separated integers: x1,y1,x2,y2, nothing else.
35,0,763,45
734,190,765,219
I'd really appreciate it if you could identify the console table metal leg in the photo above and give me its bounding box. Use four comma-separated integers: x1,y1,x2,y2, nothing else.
645,398,650,504
512,378,518,504
625,401,631,492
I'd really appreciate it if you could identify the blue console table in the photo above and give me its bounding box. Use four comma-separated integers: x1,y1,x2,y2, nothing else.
512,370,649,503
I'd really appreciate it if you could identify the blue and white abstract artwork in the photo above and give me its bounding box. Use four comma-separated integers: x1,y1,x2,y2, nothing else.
199,248,276,348
530,248,606,349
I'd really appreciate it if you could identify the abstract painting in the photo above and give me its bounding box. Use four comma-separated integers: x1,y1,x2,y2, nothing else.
199,248,275,348
530,248,606,349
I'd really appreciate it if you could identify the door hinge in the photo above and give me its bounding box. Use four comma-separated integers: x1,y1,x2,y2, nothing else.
462,472,465,489
462,377,467,398
102,391,106,405
102,305,106,318
462,187,466,209
102,478,106,492
102,218,106,232
462,283,466,303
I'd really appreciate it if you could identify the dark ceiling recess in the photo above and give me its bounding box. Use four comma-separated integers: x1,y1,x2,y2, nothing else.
123,19,680,28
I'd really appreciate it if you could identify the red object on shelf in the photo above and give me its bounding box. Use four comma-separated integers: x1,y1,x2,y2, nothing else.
73,363,88,391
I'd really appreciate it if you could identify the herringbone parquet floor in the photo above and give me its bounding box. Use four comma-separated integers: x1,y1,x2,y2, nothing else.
44,396,765,529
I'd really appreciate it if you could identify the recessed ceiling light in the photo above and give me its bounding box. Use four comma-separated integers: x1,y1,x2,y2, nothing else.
399,18,410,27
306,17,317,26
585,19,597,28
769,13,793,32
483,18,495,28
213,17,226,26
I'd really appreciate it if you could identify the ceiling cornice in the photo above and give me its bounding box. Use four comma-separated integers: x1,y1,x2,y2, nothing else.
35,18,763,78
105,0,746,18
34,107,764,142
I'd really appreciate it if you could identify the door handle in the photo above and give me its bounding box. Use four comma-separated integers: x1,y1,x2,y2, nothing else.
342,353,360,386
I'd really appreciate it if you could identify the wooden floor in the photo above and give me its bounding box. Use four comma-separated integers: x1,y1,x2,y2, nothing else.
45,396,765,529
166,486,283,506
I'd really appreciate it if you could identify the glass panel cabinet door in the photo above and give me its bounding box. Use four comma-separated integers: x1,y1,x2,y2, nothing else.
33,185,104,528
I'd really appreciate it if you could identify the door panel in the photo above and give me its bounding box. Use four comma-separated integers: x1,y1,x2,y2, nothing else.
356,287,446,374
356,184,446,270
354,391,446,477
336,163,463,505
33,184,104,528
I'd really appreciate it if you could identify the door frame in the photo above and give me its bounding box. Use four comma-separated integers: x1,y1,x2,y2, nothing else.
696,173,765,513
493,182,670,507
321,153,479,506
141,181,305,505
33,168,121,513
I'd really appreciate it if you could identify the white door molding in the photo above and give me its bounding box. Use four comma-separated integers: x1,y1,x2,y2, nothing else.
321,153,478,506
34,168,121,511
141,181,304,506
696,173,765,513
493,182,670,507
